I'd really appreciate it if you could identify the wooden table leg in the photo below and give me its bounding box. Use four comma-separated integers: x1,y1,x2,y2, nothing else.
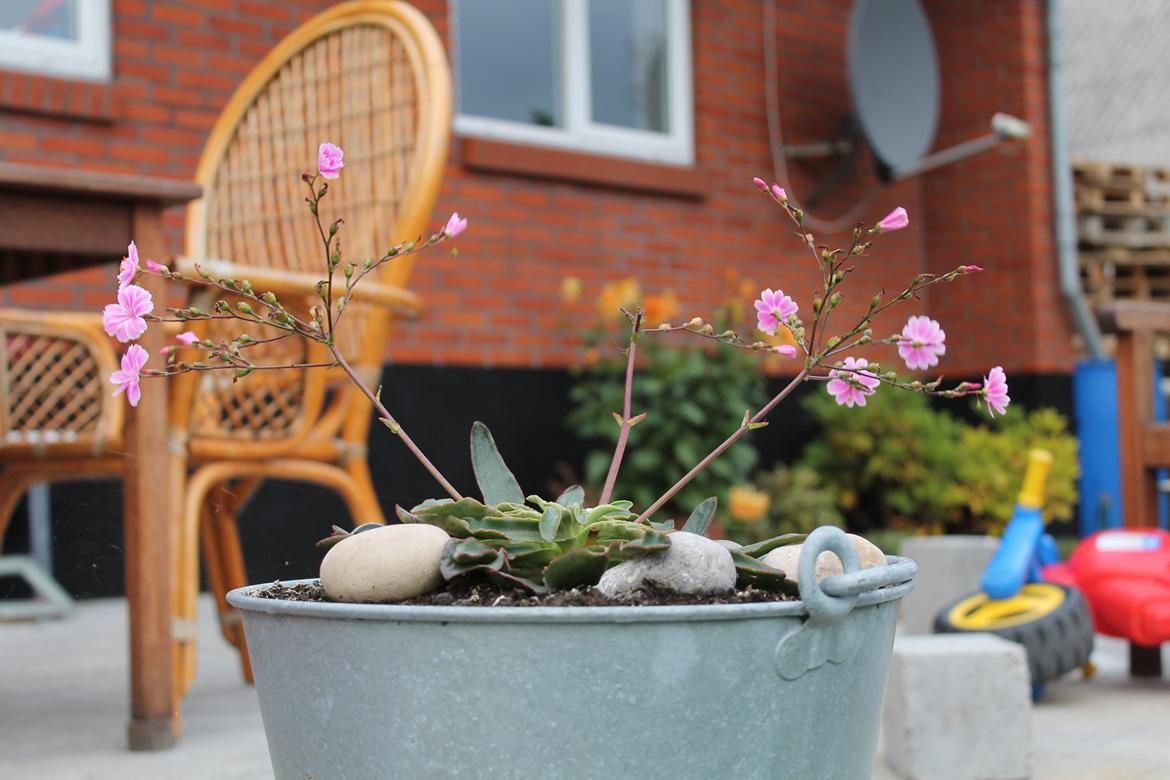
123,203,178,750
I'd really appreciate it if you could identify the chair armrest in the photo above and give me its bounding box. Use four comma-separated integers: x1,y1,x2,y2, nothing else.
175,257,422,318
0,309,125,456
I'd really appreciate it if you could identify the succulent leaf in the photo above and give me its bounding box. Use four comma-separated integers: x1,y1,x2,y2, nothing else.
539,505,562,541
557,484,585,506
470,422,524,504
681,496,717,536
730,551,799,595
585,503,637,524
648,518,676,532
543,545,611,591
738,533,807,558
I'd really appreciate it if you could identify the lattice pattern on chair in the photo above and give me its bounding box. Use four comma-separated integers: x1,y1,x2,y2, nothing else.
186,294,311,441
192,21,424,441
1,331,102,447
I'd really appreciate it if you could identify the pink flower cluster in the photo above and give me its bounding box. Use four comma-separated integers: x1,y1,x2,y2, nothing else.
749,179,1008,417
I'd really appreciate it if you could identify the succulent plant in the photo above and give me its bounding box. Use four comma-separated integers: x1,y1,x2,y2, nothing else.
343,421,801,596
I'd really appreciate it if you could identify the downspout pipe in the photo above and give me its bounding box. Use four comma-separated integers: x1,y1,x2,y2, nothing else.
1047,0,1106,359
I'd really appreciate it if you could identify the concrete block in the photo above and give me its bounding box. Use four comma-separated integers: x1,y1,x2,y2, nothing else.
883,633,1031,780
898,535,1000,635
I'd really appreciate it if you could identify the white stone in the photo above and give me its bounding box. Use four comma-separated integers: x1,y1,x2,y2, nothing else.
714,539,744,552
897,535,1001,635
597,531,736,596
320,524,450,603
883,633,1031,780
759,533,886,583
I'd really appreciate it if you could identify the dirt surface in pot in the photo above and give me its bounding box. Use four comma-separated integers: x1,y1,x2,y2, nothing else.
249,580,797,607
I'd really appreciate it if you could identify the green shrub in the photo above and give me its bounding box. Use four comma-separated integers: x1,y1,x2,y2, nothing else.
793,390,1078,534
568,336,766,519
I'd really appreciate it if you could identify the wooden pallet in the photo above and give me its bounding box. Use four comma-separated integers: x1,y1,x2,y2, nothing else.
1079,213,1170,248
1081,254,1170,304
1074,162,1170,212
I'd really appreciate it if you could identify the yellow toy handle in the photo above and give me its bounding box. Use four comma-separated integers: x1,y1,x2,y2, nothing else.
1017,449,1053,510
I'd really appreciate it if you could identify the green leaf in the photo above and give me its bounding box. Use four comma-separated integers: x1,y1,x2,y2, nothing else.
412,497,503,520
543,546,611,590
470,421,524,504
681,497,717,536
585,503,636,524
539,505,562,541
730,551,799,595
738,533,807,558
617,530,671,555
557,485,585,507
649,518,676,532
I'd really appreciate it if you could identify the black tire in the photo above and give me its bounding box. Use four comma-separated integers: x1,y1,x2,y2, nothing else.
933,584,1095,686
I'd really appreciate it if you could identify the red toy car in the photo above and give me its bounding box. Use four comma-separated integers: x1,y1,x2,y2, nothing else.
1043,529,1170,647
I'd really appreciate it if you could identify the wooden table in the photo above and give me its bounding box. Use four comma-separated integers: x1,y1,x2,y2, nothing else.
0,162,201,750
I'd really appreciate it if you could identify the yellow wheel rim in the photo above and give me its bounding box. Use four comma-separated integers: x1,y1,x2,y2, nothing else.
946,583,1065,630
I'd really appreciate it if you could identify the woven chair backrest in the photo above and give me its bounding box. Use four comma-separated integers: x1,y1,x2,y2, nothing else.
180,2,450,444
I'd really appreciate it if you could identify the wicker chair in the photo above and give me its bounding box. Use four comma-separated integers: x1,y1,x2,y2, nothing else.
0,1,451,695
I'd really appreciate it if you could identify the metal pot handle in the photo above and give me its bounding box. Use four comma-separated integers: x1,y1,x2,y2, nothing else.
798,526,917,624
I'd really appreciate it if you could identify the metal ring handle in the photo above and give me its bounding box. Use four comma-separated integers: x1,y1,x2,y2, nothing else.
820,556,918,599
798,526,862,624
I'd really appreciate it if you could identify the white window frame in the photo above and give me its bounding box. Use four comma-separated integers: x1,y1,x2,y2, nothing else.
0,0,111,82
453,0,694,166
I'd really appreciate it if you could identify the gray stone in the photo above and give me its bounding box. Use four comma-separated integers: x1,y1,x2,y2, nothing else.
898,535,1000,635
597,531,736,596
883,633,1031,780
320,524,450,603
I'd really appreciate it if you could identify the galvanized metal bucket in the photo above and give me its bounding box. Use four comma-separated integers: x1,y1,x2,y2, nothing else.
228,526,916,780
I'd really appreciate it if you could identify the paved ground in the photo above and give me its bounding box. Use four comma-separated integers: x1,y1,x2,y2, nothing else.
1,597,1167,779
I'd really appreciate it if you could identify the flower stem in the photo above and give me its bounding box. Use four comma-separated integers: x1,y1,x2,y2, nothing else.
634,369,808,523
328,344,463,501
598,312,642,505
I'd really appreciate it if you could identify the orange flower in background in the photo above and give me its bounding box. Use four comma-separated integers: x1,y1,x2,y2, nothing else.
728,485,770,523
597,277,641,320
561,276,582,303
642,289,680,326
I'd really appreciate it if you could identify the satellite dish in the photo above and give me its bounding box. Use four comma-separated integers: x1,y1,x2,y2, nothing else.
847,0,940,175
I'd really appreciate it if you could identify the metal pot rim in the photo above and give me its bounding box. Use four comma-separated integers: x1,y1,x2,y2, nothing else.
226,555,915,625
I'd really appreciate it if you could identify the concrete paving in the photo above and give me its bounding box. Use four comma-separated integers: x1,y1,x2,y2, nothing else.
1,597,1168,779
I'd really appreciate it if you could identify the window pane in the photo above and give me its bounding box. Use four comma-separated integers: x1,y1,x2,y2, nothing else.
589,0,669,132
0,0,78,41
456,0,562,127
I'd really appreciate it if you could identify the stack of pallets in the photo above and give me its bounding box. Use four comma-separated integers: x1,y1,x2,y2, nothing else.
1077,162,1170,306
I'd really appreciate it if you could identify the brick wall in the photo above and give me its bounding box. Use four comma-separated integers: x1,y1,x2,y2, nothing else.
0,0,1069,378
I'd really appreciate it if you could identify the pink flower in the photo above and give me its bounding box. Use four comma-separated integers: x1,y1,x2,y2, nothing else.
826,357,881,408
117,242,139,288
983,366,1010,417
110,344,148,407
876,206,909,232
958,265,983,274
752,177,769,191
317,142,344,180
102,284,153,343
444,212,468,237
898,315,946,371
161,330,199,356
771,184,787,203
773,344,798,358
146,260,167,273
754,288,798,335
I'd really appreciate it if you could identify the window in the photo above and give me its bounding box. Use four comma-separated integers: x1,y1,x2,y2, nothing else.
453,0,693,165
0,0,111,81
